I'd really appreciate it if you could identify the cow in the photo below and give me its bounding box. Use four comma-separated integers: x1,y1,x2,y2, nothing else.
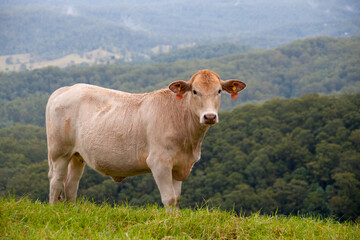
46,69,246,209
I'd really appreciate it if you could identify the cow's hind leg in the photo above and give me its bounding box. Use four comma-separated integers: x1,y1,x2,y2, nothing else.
48,156,70,204
64,153,85,203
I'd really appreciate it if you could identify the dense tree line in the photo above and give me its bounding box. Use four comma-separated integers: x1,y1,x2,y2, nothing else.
0,37,359,127
1,94,359,221
151,43,252,63
184,94,360,220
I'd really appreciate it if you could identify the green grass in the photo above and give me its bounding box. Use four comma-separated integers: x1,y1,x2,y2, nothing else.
1,197,359,239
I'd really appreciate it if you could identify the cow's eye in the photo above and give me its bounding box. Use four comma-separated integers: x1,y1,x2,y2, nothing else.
193,90,197,95
218,90,222,94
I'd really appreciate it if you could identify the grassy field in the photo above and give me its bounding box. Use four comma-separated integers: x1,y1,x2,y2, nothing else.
1,197,359,239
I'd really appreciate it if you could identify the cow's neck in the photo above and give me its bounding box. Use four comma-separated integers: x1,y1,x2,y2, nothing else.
167,91,210,155
183,106,210,154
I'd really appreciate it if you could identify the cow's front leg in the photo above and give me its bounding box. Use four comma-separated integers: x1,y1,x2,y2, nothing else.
172,179,182,208
147,156,177,208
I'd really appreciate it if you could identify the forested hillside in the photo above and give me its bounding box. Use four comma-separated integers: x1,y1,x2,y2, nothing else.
1,94,359,221
0,37,359,127
0,36,359,221
151,43,252,63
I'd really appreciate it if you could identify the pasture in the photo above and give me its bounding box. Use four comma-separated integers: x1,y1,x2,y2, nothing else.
0,48,123,72
1,197,359,239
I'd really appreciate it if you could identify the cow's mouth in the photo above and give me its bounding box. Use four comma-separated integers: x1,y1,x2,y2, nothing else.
204,119,217,125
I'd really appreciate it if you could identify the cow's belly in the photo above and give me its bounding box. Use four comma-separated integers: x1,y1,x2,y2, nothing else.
75,117,150,178
79,146,150,177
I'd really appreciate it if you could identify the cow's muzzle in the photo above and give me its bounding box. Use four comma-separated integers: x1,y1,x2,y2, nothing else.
201,113,218,125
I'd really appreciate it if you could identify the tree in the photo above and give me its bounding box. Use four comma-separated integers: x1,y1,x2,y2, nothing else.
330,172,360,220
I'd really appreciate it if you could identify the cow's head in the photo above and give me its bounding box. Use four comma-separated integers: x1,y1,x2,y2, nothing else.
169,70,246,125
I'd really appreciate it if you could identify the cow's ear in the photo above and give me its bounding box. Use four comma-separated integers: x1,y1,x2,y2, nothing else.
169,81,191,100
221,80,246,99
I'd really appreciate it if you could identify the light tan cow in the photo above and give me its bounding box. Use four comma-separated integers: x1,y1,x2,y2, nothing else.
46,69,246,208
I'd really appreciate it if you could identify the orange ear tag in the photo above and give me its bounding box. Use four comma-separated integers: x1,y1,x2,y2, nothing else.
231,93,238,99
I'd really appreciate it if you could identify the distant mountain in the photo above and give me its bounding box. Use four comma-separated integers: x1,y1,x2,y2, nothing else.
0,9,161,59
4,0,358,35
1,0,359,61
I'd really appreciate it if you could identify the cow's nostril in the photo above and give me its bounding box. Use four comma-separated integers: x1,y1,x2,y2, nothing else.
204,113,216,120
